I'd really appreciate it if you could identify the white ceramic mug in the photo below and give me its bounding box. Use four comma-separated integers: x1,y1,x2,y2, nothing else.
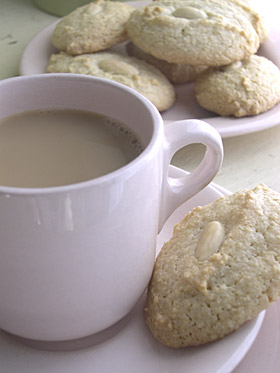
0,74,223,341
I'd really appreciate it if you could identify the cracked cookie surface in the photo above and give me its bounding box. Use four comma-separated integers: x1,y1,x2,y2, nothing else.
195,55,280,117
51,0,134,55
126,0,261,66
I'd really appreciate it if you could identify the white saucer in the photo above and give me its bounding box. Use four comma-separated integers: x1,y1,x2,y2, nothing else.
0,168,265,373
19,0,280,138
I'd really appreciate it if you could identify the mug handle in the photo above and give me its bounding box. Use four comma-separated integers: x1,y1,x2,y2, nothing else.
159,119,223,231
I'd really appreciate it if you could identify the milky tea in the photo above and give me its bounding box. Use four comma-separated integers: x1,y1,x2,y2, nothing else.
0,109,143,188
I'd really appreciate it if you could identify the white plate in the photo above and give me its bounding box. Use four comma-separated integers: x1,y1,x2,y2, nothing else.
0,169,265,373
20,1,280,138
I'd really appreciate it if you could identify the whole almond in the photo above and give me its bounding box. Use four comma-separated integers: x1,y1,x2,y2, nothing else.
195,221,225,260
99,58,139,76
172,7,207,20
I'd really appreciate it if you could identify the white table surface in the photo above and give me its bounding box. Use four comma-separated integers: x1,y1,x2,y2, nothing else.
1,0,280,372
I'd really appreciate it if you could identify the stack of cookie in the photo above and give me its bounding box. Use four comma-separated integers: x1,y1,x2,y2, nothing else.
46,0,280,116
47,0,176,112
125,0,280,117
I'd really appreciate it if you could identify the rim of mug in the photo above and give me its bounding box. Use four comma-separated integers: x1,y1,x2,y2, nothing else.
0,73,163,196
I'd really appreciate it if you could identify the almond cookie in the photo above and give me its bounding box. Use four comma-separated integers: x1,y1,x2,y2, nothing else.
51,0,134,55
195,55,280,117
145,184,280,347
126,0,260,66
126,42,207,84
152,0,268,43
229,0,268,43
46,51,176,111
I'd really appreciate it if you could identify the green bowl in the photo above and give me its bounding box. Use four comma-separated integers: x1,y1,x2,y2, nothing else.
32,0,92,16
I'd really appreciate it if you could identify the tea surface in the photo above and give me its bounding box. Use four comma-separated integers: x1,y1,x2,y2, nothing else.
0,109,143,188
